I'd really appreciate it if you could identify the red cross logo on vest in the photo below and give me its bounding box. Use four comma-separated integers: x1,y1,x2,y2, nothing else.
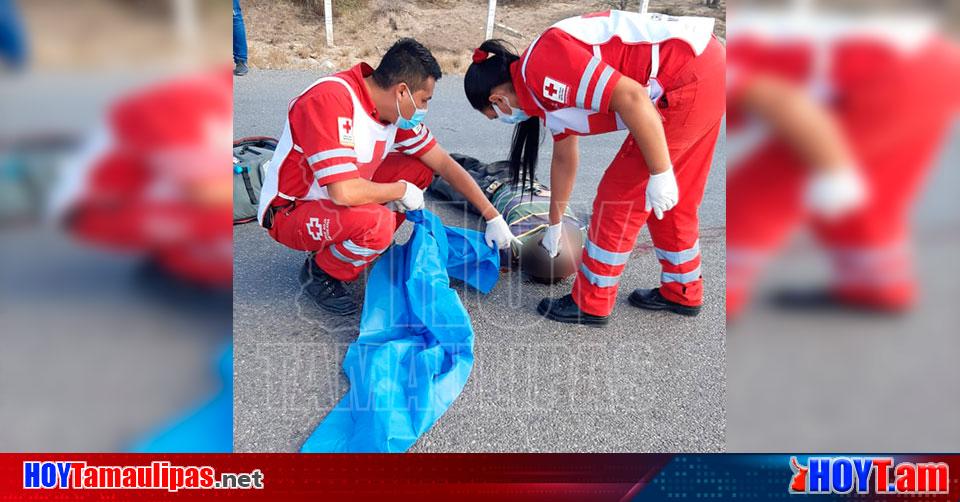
542,77,568,104
337,117,354,146
306,217,328,241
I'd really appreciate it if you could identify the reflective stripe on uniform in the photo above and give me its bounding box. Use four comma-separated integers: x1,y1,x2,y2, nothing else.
330,245,368,267
591,65,615,111
395,128,429,147
306,148,356,166
829,242,909,265
313,163,357,180
580,263,620,287
649,43,660,79
585,239,631,266
342,239,387,257
654,240,700,265
576,57,602,109
661,267,701,284
404,132,434,155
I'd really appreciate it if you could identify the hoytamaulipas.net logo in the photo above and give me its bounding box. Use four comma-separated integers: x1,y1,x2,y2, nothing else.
789,456,949,495
23,461,264,492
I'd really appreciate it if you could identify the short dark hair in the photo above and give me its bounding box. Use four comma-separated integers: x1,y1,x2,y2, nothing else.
372,38,442,91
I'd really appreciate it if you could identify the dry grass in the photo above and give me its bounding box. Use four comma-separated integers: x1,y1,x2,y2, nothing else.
244,0,726,73
22,0,231,69
291,0,371,18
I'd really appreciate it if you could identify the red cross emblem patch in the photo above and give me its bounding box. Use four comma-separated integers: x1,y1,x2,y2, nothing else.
306,217,330,241
337,117,354,147
542,77,568,104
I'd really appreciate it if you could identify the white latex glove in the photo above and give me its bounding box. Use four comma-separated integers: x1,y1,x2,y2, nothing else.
485,215,519,250
540,222,563,258
396,180,424,212
645,167,679,220
805,167,867,219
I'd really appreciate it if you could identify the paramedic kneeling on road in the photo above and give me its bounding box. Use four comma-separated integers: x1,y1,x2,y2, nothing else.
258,39,518,315
464,10,725,325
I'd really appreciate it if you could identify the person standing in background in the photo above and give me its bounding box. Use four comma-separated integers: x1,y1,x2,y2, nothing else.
0,0,27,70
233,0,248,76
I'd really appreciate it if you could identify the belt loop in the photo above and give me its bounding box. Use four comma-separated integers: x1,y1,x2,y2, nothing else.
649,43,660,80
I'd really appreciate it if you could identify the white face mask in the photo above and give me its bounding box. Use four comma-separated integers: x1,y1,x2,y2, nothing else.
492,98,529,125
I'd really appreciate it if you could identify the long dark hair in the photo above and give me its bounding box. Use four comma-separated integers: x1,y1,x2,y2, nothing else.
464,39,541,193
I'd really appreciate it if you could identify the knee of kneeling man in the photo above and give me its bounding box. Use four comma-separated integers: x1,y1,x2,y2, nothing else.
350,204,396,246
366,223,396,250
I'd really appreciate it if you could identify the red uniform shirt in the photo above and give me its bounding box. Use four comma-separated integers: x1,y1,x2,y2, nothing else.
259,63,437,222
511,28,623,141
511,11,716,141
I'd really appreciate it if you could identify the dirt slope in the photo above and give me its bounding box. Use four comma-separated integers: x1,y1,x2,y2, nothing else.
242,0,725,73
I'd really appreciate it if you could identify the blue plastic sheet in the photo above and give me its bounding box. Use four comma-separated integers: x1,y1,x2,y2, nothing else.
132,345,233,453
301,209,499,452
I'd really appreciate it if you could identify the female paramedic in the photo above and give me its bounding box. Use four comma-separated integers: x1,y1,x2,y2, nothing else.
464,10,725,325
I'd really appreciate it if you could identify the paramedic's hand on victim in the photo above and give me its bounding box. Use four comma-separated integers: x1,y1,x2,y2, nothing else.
540,222,563,258
805,166,867,219
645,166,679,220
396,180,424,211
485,215,519,250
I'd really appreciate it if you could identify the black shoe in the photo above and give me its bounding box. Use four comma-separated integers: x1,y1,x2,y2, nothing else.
233,61,248,76
628,288,701,317
767,288,907,316
299,257,358,315
536,294,609,326
768,288,837,311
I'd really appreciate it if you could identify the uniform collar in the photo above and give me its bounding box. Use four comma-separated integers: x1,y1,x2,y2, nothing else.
347,62,385,123
509,59,544,119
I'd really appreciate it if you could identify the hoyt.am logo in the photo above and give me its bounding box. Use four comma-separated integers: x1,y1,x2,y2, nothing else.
789,457,949,495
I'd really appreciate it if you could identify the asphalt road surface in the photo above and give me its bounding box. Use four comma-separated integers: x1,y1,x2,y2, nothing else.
0,228,230,451
0,74,230,451
233,70,727,452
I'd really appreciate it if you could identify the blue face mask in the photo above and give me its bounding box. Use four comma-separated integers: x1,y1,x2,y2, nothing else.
492,98,529,125
395,85,427,130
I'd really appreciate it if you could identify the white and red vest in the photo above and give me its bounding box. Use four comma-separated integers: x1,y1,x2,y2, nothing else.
512,10,716,140
257,63,436,225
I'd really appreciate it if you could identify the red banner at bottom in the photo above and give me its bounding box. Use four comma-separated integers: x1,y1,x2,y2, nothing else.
3,453,668,501
2,454,959,501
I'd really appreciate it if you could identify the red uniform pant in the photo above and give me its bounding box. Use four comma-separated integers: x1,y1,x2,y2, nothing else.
70,202,233,289
267,153,433,282
572,37,726,316
726,128,948,317
725,38,960,318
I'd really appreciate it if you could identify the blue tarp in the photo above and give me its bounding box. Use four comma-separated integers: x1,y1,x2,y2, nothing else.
131,345,233,453
301,209,499,452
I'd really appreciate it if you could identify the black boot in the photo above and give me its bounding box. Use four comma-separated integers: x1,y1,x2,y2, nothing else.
299,257,358,315
536,294,609,326
767,288,907,315
628,288,701,317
